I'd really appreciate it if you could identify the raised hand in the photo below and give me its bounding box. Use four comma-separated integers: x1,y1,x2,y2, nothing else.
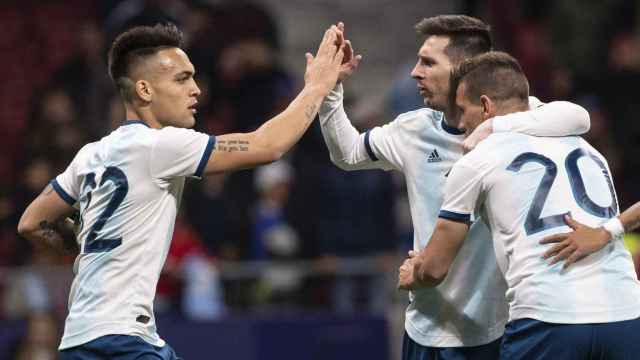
304,26,346,96
540,214,612,269
335,22,362,83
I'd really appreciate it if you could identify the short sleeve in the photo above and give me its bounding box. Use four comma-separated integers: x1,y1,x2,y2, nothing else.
150,127,215,180
52,147,86,206
439,162,485,223
367,120,404,171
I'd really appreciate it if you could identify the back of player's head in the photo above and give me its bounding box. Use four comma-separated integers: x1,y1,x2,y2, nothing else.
108,23,184,102
415,15,492,65
450,51,529,106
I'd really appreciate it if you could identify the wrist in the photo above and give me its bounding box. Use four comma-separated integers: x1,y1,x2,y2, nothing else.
603,217,624,240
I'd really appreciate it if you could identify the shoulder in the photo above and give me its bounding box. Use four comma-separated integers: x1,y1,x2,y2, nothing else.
388,107,442,132
458,133,519,170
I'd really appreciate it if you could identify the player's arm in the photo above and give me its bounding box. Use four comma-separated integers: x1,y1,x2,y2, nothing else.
204,27,345,174
318,24,402,172
540,202,640,268
398,161,483,290
398,218,469,289
463,100,590,152
18,183,78,253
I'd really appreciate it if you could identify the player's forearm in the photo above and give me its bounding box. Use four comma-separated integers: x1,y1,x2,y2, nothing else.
319,85,377,170
252,85,325,160
18,216,77,253
494,101,590,136
619,202,640,233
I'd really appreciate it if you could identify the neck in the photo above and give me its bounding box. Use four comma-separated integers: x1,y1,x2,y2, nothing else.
125,104,162,129
494,100,529,117
442,108,460,128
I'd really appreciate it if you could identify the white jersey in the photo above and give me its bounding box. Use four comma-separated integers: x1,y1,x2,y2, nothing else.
52,120,214,350
441,131,640,324
319,84,590,347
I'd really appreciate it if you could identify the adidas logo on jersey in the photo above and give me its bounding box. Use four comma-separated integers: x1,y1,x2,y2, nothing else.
427,149,442,163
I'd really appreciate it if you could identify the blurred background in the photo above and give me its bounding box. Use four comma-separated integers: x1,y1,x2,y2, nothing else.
1,0,640,359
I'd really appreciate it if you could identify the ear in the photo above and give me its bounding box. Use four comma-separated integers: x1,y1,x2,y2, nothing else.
480,95,495,120
135,80,153,102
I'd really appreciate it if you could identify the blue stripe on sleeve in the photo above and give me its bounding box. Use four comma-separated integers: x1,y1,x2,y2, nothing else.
195,136,216,178
438,210,471,223
51,179,76,205
364,130,379,161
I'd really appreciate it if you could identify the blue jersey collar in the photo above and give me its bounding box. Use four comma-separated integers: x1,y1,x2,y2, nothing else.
440,115,465,135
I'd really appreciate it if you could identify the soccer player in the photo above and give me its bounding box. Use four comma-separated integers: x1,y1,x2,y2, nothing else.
539,201,640,268
17,23,345,359
398,51,640,360
322,16,590,359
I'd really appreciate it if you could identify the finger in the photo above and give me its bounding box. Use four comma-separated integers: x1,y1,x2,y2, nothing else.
318,29,336,55
549,245,576,265
564,214,580,230
337,21,345,32
305,53,314,66
408,250,417,258
542,241,569,259
540,233,569,244
333,25,344,46
563,251,586,269
333,43,346,64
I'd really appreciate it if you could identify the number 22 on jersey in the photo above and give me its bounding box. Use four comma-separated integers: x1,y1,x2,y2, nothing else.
78,167,129,253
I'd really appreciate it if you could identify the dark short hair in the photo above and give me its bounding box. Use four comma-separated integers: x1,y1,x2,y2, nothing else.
415,15,492,64
107,23,184,101
450,51,529,107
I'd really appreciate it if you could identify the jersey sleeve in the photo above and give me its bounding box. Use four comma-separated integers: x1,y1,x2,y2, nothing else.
492,100,590,136
439,161,485,223
150,127,215,180
319,84,400,171
52,147,87,206
366,119,405,171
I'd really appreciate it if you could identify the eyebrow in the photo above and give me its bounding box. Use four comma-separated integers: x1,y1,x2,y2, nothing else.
174,70,195,79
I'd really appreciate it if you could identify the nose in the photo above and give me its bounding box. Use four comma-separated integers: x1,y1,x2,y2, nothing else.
192,82,201,97
411,61,423,80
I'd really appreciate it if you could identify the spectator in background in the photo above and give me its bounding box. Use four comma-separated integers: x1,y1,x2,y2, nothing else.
157,216,225,320
251,160,303,306
315,97,398,314
51,21,115,139
13,312,60,360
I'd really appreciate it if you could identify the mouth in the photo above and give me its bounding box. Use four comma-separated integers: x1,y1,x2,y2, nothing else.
188,102,198,114
417,86,430,97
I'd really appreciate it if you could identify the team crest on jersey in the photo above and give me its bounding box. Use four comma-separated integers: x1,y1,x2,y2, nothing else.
427,149,442,163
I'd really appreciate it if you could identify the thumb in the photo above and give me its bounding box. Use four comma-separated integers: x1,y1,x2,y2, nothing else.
564,214,579,230
305,53,314,66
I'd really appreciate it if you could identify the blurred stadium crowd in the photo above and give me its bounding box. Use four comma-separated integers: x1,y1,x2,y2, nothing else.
1,0,640,358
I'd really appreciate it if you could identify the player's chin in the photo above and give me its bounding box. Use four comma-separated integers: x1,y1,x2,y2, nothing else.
182,114,196,128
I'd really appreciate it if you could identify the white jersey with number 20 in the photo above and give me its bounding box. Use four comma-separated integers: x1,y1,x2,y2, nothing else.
441,131,640,324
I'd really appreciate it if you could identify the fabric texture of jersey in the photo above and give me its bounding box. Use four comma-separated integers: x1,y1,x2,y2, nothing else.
52,121,214,350
441,132,640,324
366,108,508,347
319,84,590,347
